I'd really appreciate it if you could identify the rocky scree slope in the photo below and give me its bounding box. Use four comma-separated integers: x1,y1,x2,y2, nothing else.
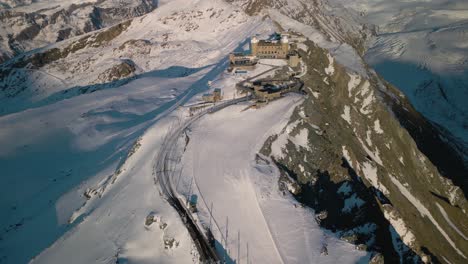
230,0,468,167
261,39,468,264
330,0,468,161
0,0,158,63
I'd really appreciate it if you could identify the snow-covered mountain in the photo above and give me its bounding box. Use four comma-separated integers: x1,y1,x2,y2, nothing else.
0,0,273,263
330,0,468,153
0,0,159,62
224,1,468,262
0,0,467,264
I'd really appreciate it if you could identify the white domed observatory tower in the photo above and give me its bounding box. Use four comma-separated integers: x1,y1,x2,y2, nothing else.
251,36,259,56
280,35,289,56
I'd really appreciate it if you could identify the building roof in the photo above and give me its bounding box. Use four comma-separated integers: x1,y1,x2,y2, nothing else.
257,40,282,46
231,52,255,58
259,84,282,94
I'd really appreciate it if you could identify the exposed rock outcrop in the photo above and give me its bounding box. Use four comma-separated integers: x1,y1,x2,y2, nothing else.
262,39,468,263
0,0,158,62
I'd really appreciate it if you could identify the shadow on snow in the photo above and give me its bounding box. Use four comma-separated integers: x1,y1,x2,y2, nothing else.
0,38,251,264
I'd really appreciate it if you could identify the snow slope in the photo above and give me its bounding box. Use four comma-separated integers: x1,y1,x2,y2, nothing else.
180,96,369,263
0,0,276,262
0,64,209,264
3,0,465,263
0,0,271,115
30,115,198,264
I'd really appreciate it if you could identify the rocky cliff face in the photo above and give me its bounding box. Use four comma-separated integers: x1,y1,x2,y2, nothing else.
260,34,468,264
0,19,134,112
225,0,468,263
329,0,468,152
0,0,158,63
0,0,32,9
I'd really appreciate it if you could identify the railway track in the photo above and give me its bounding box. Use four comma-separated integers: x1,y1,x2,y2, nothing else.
154,96,252,262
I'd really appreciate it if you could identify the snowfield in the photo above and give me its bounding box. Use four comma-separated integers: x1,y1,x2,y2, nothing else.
0,0,279,262
1,64,211,264
181,96,370,263
0,0,272,115
30,115,197,264
3,0,464,263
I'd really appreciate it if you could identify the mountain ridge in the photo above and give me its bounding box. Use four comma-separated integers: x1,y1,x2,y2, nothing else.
0,0,466,263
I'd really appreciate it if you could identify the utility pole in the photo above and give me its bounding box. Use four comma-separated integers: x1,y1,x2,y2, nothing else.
224,216,229,263
209,202,213,231
176,167,183,192
187,177,193,205
225,238,226,264
237,230,240,264
246,242,249,264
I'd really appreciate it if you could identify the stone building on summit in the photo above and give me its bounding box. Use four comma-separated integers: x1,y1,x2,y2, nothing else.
228,33,299,69
250,35,289,59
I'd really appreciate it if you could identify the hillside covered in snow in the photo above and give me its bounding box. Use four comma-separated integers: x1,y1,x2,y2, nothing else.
0,0,159,62
0,0,467,264
330,0,468,153
0,0,274,263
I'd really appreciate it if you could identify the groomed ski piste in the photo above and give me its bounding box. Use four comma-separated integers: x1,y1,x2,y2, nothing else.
1,0,373,263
